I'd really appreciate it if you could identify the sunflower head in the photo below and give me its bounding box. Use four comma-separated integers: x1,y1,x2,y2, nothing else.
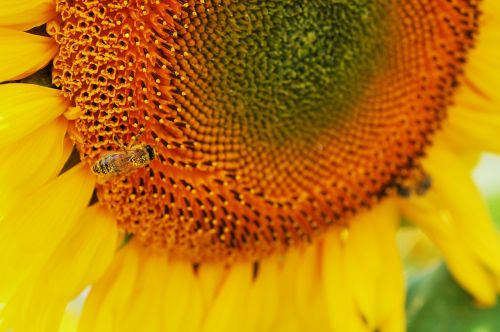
44,0,482,262
2,0,500,331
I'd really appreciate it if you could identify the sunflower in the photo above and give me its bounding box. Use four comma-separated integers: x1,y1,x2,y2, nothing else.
1,0,499,331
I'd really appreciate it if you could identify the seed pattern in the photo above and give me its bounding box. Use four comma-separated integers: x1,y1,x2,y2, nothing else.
50,0,479,262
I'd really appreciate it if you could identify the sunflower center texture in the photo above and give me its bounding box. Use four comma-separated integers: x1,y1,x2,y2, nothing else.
50,0,479,262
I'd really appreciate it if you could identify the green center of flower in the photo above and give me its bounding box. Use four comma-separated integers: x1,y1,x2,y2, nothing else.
190,1,389,145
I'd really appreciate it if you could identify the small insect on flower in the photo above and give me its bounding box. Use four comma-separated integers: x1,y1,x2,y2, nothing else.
91,133,155,179
395,167,432,198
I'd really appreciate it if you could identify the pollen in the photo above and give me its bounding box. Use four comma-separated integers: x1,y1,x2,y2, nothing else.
49,0,479,262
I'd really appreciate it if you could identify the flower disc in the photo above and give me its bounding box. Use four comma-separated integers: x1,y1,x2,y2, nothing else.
50,0,479,262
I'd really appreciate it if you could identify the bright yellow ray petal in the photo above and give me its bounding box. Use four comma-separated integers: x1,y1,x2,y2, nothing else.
222,282,252,332
322,228,368,332
0,28,57,82
443,0,500,153
1,204,117,332
443,105,500,154
201,263,253,332
58,308,78,332
245,258,280,332
79,242,140,332
197,262,227,309
371,212,406,332
162,260,199,332
0,164,95,303
397,227,441,272
294,244,331,331
57,205,118,290
59,310,78,332
271,251,303,332
461,0,500,106
345,202,405,331
380,305,406,332
345,216,381,329
182,278,204,332
0,0,55,30
0,118,68,216
0,83,68,148
424,141,500,279
398,194,497,306
115,250,166,332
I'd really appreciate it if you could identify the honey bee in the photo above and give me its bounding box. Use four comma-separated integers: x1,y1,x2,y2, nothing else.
394,167,432,197
91,134,155,179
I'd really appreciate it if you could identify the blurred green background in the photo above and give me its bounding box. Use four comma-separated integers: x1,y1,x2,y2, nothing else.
406,153,500,332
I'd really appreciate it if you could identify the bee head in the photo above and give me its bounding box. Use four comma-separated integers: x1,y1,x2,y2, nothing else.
145,144,155,160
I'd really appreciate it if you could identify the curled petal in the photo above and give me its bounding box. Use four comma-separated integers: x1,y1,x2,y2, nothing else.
1,204,117,332
0,164,95,303
0,118,68,215
0,83,68,148
0,0,55,30
0,28,57,82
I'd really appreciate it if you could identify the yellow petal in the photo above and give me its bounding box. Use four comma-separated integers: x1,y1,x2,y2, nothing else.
0,28,57,82
49,205,118,291
399,194,497,306
344,202,405,331
379,305,406,332
294,244,331,331
58,308,78,332
0,164,95,303
397,227,441,274
443,105,500,153
162,260,200,332
322,229,368,332
0,0,55,30
201,263,252,332
345,217,381,329
271,251,303,332
115,250,166,332
424,141,500,278
0,118,68,215
197,262,227,308
0,83,68,148
371,214,406,332
1,204,117,332
79,242,140,332
442,0,500,153
181,279,204,332
461,0,500,106
245,258,280,332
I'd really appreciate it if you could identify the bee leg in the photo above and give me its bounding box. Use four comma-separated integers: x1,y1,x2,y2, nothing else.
95,172,121,185
113,135,127,150
127,130,145,149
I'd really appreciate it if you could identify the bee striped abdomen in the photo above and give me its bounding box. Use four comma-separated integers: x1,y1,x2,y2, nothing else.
92,157,117,175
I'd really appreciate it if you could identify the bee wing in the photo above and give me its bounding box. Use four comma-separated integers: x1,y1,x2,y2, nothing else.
99,151,137,175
